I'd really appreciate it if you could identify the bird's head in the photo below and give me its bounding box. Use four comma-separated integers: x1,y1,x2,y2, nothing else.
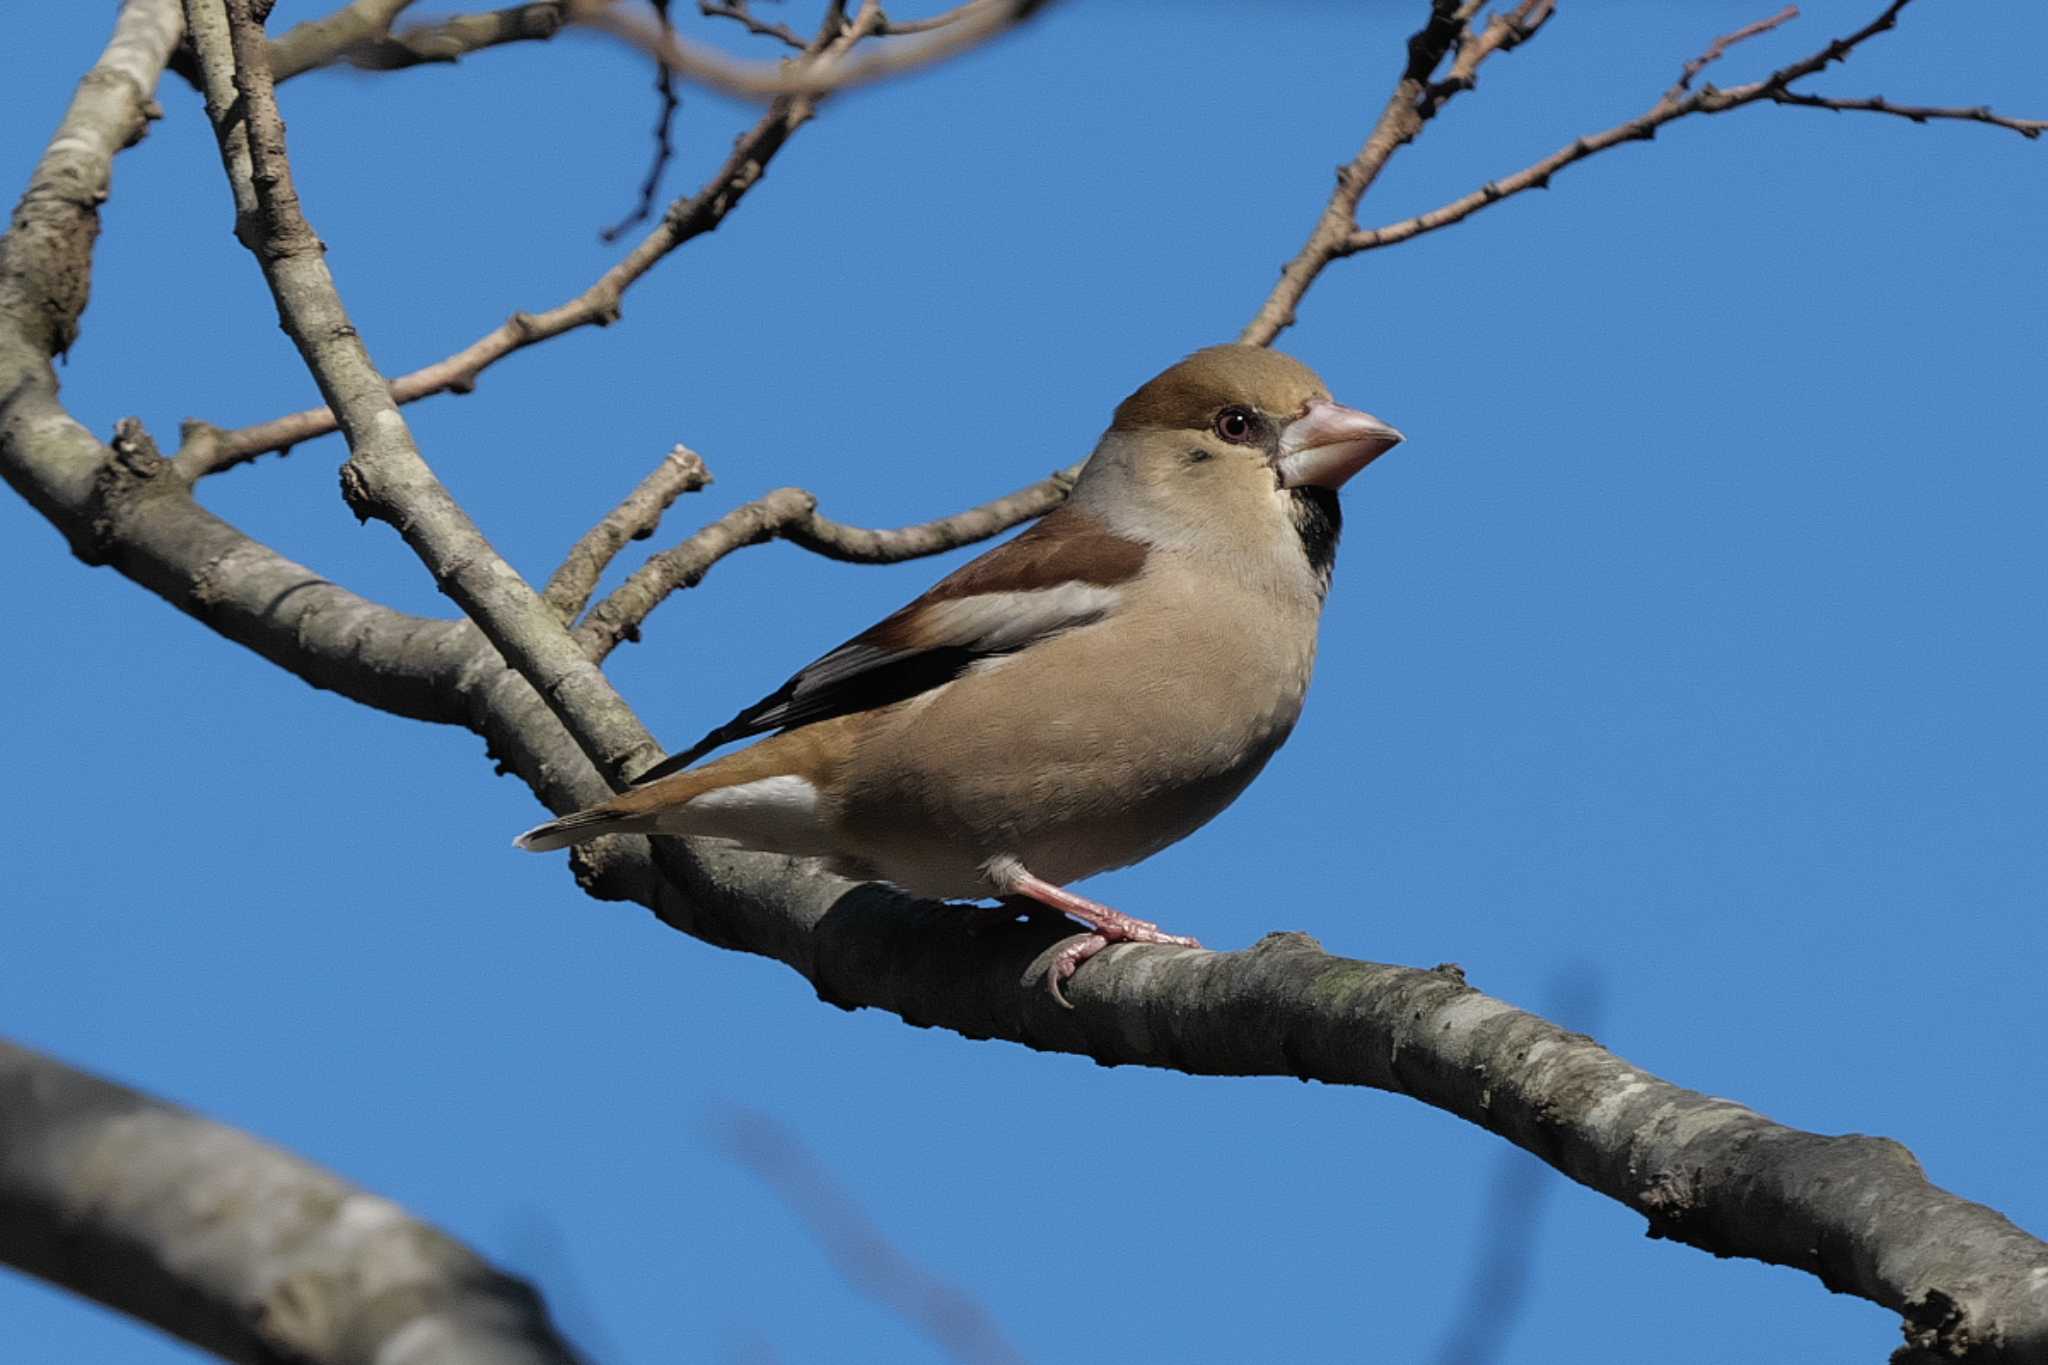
1070,344,1404,592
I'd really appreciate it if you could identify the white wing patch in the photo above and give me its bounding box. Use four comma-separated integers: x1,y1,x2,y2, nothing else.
913,583,1124,652
664,775,831,857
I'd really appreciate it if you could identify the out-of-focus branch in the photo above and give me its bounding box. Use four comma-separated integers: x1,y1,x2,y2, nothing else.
572,0,1046,100
716,1109,1027,1365
1239,0,1556,346
263,0,412,78
542,442,713,619
323,2,570,74
187,0,665,783
573,463,1079,659
1242,0,2045,344
0,1039,584,1365
188,0,569,84
178,4,886,478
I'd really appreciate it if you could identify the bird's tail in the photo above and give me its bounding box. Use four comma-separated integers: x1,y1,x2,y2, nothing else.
512,807,659,852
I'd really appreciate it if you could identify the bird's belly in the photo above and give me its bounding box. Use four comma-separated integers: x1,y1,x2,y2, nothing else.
831,635,1308,899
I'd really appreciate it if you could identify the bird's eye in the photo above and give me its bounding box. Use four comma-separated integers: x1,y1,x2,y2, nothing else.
1214,407,1256,443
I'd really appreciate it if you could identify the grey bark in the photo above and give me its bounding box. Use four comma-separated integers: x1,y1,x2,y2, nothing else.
0,1039,583,1365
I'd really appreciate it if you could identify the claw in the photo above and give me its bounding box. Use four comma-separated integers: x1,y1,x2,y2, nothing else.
986,856,1201,1005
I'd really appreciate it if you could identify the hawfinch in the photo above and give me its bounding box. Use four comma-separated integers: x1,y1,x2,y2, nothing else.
518,345,1403,999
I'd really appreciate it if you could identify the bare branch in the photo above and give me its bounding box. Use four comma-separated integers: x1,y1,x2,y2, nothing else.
245,1,569,82
598,0,683,242
700,0,806,50
543,441,713,619
574,464,1079,660
1245,0,2044,342
1665,3,1798,100
261,0,415,80
1435,0,1555,104
716,1109,1027,1365
186,0,665,783
1238,0,1556,346
331,2,570,73
1762,89,2045,138
0,1039,585,1365
179,5,887,477
572,0,1047,101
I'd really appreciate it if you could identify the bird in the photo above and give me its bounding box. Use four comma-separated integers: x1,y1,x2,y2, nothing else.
516,344,1403,1001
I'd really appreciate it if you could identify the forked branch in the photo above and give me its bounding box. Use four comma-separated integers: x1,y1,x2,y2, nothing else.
177,1,888,476
574,463,1080,660
1241,0,2044,345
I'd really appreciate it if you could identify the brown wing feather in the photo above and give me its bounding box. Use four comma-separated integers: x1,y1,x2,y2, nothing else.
629,506,1147,784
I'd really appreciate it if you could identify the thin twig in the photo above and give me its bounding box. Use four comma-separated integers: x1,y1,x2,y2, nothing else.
574,464,1079,659
1763,89,2045,137
542,442,713,619
1666,3,1798,100
178,3,886,478
572,0,1046,101
700,0,806,49
1245,0,2044,343
598,0,683,242
1238,0,1556,346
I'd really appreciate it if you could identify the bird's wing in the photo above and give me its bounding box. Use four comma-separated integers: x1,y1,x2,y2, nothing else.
629,505,1148,784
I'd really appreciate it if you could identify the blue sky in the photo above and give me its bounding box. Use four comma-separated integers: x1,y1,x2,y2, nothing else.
4,2,2044,1362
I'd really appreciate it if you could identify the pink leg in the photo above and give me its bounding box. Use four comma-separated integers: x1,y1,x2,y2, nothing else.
985,857,1201,1004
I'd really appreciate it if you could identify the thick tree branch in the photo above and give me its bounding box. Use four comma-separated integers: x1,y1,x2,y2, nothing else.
573,464,1079,660
178,4,884,477
0,1039,584,1365
1243,0,2044,343
187,0,663,783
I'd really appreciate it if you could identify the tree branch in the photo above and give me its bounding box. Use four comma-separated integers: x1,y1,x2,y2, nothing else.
699,0,807,51
573,464,1079,660
1238,0,1556,346
1243,0,2044,343
541,441,712,619
596,0,683,242
572,0,1048,101
177,3,885,478
1762,89,2045,138
186,0,664,783
0,1039,584,1365
324,2,570,75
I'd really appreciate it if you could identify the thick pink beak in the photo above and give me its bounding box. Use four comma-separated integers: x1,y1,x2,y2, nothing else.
1275,397,1404,490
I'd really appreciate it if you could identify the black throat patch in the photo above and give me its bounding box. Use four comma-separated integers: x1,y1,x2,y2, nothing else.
1288,486,1342,596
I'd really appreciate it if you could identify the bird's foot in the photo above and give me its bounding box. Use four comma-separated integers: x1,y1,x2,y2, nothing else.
985,857,1201,1007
